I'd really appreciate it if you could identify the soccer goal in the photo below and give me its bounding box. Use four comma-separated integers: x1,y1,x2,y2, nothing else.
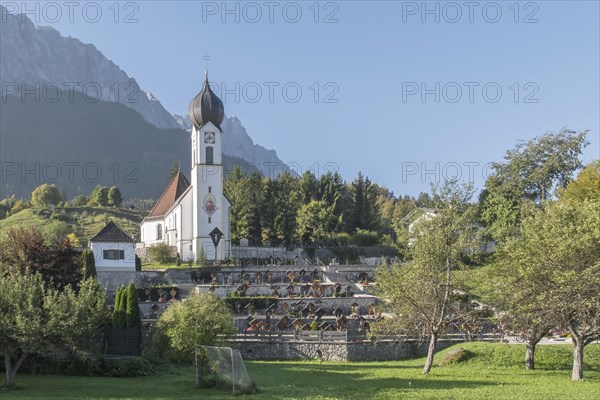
197,345,254,394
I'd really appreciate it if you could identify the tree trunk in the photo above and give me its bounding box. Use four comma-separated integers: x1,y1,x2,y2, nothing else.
572,338,584,381
4,353,14,388
195,351,213,387
525,342,536,370
423,332,437,374
4,352,27,388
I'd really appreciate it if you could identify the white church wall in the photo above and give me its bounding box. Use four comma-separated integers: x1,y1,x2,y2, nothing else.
178,190,194,261
140,219,165,246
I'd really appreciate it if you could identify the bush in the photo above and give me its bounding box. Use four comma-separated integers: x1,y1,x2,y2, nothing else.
336,232,351,246
148,243,174,264
69,195,87,207
41,220,73,245
25,355,155,377
351,229,379,246
110,357,154,377
438,348,472,366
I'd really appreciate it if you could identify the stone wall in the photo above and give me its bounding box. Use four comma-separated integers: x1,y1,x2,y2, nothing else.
97,264,378,292
231,246,303,260
237,340,454,361
97,270,194,292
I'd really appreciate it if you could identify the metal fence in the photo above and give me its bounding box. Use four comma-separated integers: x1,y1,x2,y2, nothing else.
228,330,503,343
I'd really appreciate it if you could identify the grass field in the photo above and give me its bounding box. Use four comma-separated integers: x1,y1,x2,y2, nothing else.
0,207,144,242
2,343,599,400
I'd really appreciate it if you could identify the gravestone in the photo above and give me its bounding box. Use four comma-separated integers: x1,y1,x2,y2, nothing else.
351,302,360,317
333,308,343,319
277,315,290,330
336,315,348,330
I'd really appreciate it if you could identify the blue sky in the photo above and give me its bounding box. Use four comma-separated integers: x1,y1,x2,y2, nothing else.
21,0,600,196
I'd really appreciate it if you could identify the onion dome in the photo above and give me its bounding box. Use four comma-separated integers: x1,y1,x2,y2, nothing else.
188,70,224,130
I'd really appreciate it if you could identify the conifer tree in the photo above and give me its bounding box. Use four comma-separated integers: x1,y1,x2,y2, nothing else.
125,283,141,328
80,249,97,280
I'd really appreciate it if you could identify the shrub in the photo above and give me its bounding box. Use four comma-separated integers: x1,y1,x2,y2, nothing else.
67,233,82,247
69,195,87,207
351,229,379,246
148,243,174,264
41,220,73,245
10,199,27,214
336,232,351,246
110,357,154,377
438,348,473,366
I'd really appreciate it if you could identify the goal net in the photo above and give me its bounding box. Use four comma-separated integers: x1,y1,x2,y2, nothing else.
197,345,254,394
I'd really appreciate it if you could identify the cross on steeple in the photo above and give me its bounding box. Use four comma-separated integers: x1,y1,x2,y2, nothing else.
202,52,212,77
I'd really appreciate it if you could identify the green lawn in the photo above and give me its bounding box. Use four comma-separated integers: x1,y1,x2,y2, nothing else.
0,207,144,242
3,343,599,399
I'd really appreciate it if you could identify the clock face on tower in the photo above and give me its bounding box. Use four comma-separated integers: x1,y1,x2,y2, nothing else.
204,132,215,144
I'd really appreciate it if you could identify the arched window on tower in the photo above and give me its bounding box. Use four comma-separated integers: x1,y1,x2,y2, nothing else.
206,146,214,164
156,224,163,240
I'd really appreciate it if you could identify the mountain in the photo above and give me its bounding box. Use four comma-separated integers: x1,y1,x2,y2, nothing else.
0,90,258,199
0,5,291,175
0,6,179,130
174,114,292,177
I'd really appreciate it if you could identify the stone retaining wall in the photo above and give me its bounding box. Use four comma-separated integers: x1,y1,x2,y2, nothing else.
237,340,454,361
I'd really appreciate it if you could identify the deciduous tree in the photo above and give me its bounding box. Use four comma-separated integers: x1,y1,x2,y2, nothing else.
30,183,62,208
0,274,106,387
156,293,235,353
0,227,80,289
376,180,481,374
296,200,336,245
87,185,109,207
480,129,588,241
108,186,123,207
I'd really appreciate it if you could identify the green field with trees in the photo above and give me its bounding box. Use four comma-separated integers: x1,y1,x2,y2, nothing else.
2,343,599,400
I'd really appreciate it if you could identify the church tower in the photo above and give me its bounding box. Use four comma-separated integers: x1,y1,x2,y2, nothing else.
188,71,230,261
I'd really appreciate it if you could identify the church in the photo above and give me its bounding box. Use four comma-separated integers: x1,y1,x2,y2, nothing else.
139,71,231,262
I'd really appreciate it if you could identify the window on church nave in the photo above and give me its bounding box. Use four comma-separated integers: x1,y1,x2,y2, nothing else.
157,224,163,240
206,146,214,164
103,249,124,260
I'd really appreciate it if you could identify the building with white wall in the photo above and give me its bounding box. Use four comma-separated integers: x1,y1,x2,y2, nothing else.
139,70,231,262
90,221,136,272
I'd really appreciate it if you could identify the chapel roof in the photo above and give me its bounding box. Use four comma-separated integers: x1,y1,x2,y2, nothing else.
146,171,191,218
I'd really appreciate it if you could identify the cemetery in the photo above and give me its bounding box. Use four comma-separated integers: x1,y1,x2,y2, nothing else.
92,255,501,366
